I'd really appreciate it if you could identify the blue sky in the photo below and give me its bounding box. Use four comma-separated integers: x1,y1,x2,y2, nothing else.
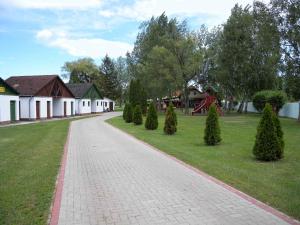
0,0,256,79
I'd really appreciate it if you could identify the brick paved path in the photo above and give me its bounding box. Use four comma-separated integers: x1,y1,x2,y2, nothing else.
57,112,292,225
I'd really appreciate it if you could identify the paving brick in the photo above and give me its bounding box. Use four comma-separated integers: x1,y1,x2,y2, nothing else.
58,112,291,225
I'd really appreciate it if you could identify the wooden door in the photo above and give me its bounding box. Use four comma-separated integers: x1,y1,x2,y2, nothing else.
109,102,114,111
64,101,67,117
36,101,40,119
71,102,74,116
10,101,16,121
47,101,51,119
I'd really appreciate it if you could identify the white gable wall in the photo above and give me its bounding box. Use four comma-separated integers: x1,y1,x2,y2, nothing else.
0,95,19,122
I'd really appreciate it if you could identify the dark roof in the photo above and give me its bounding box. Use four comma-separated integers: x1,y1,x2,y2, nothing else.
6,75,57,96
0,77,19,95
66,83,94,98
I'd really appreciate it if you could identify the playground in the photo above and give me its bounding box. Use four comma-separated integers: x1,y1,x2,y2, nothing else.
107,111,300,221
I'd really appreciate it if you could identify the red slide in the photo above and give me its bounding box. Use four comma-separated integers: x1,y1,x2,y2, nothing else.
192,96,222,115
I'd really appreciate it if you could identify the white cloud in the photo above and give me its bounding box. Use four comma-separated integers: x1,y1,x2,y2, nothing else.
1,0,102,10
36,29,53,40
36,29,133,58
99,0,268,25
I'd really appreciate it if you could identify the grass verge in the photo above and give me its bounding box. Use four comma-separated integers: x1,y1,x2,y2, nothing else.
107,112,300,220
0,119,72,225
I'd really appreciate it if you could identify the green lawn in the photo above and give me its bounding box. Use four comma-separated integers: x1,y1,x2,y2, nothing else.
0,120,71,225
107,112,300,220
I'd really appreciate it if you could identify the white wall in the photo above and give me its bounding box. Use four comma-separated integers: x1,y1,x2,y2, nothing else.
103,97,115,111
77,98,91,115
239,101,300,119
279,102,299,119
91,99,103,113
53,98,75,117
19,96,52,120
0,95,19,122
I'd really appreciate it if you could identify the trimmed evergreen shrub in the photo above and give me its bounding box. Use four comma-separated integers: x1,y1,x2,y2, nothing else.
141,88,148,115
123,103,128,121
164,104,177,135
253,103,283,161
133,105,143,125
125,104,133,123
272,112,284,157
145,102,158,130
253,90,287,113
169,103,177,126
204,104,221,145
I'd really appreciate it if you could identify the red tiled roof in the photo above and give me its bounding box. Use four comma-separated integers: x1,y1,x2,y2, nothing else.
6,75,58,96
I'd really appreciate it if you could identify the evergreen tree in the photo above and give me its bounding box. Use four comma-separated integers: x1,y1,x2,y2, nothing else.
140,88,148,115
204,104,221,145
99,55,121,100
272,111,284,157
169,103,177,126
123,103,129,121
253,103,283,161
129,79,148,114
128,80,138,107
133,105,143,125
145,102,158,130
125,104,133,123
164,104,177,135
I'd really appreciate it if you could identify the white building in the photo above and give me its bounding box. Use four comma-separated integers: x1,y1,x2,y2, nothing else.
0,77,19,124
6,75,75,120
66,83,103,115
103,97,115,112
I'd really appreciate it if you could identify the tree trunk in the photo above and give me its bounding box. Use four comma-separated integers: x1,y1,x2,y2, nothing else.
237,100,245,113
244,101,248,114
227,98,233,113
224,98,228,111
183,83,189,115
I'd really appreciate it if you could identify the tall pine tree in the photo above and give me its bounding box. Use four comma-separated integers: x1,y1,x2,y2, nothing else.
99,55,121,100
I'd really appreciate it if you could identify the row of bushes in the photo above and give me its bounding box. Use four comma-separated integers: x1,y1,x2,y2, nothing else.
123,101,284,162
123,102,178,134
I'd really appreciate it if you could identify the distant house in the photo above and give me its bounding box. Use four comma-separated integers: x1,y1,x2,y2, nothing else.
103,97,115,111
0,77,19,124
6,75,75,120
163,86,205,108
66,83,103,115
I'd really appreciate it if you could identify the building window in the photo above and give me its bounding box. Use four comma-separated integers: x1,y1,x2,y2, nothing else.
88,101,90,106
83,101,85,106
97,101,99,106
105,102,107,107
101,101,102,106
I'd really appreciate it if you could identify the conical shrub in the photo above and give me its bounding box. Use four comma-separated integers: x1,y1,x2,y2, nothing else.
204,104,221,145
123,103,128,121
133,105,143,125
169,103,177,126
253,103,282,161
164,104,177,135
125,103,133,123
272,112,284,156
145,102,158,130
